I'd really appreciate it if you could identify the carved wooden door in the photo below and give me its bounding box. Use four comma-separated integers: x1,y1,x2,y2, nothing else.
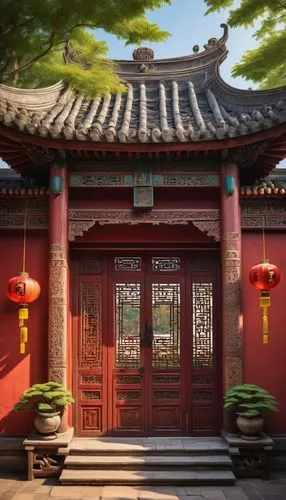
73,252,221,437
111,271,184,436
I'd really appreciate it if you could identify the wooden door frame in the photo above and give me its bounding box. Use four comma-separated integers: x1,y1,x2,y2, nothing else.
70,246,222,437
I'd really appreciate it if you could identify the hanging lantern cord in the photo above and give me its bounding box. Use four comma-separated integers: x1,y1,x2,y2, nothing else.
22,203,27,274
262,226,266,262
20,203,28,354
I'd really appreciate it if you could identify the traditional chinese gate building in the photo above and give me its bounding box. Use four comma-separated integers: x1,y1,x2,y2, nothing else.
0,25,286,439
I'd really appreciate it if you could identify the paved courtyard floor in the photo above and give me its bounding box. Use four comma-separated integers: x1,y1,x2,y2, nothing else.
1,473,286,500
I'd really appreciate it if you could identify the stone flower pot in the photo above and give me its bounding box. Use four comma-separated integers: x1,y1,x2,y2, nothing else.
34,411,61,440
236,414,264,440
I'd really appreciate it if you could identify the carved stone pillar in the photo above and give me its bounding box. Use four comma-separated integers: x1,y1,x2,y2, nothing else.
48,162,68,387
221,161,242,401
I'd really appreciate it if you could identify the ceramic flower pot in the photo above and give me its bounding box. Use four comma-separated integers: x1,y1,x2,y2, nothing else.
236,414,264,440
34,411,61,440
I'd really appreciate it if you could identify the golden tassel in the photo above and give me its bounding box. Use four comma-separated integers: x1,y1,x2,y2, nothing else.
20,327,28,344
260,292,270,344
19,306,28,320
20,342,25,354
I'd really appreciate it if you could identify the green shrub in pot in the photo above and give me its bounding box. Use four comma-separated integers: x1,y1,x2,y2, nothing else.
224,384,278,439
14,382,74,439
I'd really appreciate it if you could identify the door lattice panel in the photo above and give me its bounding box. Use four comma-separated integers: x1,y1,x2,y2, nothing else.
80,283,102,368
115,283,141,368
192,281,214,368
152,283,181,369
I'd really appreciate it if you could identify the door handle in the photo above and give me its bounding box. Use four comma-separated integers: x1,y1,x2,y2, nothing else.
140,325,146,348
146,324,153,347
139,323,153,348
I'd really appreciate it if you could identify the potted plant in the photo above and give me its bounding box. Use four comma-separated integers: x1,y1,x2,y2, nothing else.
224,383,278,440
14,381,74,440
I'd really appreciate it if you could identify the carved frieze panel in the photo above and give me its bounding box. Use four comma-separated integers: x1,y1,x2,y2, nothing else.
70,174,133,187
241,202,286,229
153,174,219,186
69,172,219,188
0,198,48,229
68,209,220,242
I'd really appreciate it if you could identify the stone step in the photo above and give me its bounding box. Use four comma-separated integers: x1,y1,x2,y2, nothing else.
59,469,236,486
69,438,228,456
65,454,232,470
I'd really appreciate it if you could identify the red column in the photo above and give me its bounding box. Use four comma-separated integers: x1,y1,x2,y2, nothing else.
48,161,69,431
221,161,243,414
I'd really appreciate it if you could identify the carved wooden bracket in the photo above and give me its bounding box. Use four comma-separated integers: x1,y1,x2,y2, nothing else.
68,209,220,242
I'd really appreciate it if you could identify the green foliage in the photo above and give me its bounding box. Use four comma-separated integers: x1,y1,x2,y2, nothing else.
0,0,170,95
13,382,75,413
224,384,278,418
204,0,286,88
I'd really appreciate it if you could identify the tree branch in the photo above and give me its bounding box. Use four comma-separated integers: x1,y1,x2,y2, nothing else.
3,29,58,79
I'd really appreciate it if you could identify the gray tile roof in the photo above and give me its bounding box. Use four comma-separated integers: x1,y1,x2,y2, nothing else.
0,25,285,145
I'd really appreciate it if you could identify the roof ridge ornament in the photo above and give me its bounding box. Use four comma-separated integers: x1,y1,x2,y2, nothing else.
133,47,154,61
193,24,228,54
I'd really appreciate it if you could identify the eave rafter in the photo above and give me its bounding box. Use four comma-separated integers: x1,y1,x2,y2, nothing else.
0,123,285,184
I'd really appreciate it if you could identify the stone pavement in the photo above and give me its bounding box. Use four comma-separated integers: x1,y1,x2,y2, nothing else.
1,473,286,500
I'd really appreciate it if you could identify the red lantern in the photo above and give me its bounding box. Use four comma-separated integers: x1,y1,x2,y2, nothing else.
249,259,280,344
7,272,41,354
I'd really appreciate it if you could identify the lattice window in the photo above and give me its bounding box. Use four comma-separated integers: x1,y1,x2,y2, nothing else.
79,258,101,274
152,257,181,272
115,283,141,368
116,375,141,384
153,375,180,384
117,391,141,400
80,283,102,368
82,390,101,400
192,282,214,368
81,375,102,384
114,257,141,272
154,391,180,400
152,283,180,368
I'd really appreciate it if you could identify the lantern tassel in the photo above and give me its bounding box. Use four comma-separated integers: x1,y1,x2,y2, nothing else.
262,308,269,344
260,292,270,345
20,326,28,344
19,306,28,320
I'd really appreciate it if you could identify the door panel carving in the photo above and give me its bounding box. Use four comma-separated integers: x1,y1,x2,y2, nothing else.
74,253,220,436
115,283,141,368
152,283,181,369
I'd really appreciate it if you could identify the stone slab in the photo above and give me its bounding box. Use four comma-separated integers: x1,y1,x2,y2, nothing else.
59,469,235,485
65,455,232,467
70,438,228,455
222,431,274,449
24,427,74,448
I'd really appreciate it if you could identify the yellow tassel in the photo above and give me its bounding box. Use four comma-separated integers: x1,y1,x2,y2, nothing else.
20,342,25,354
19,307,28,320
262,309,268,334
20,327,28,344
19,319,24,327
263,334,269,344
260,293,270,308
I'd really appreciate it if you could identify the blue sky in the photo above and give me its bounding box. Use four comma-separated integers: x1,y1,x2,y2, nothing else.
97,0,258,89
1,0,285,168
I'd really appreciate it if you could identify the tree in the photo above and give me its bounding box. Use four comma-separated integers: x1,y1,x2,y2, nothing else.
205,0,286,89
0,0,170,96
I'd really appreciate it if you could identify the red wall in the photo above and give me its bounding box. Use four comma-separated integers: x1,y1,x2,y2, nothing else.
0,230,48,435
242,232,286,433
